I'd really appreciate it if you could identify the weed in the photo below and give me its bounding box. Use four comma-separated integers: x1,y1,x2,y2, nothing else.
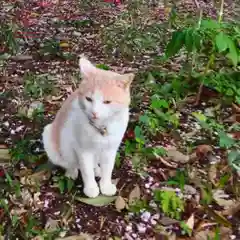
40,38,74,60
166,169,188,191
164,14,240,104
0,21,21,55
53,175,75,194
154,189,185,220
9,139,40,164
23,72,54,99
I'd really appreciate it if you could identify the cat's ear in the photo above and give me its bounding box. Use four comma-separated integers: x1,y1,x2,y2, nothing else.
119,73,135,89
79,55,96,78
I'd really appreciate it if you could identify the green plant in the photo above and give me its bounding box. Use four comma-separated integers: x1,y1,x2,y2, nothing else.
40,39,74,60
23,72,54,99
53,175,75,194
166,169,188,191
164,2,239,104
9,139,39,164
154,189,185,220
0,21,22,55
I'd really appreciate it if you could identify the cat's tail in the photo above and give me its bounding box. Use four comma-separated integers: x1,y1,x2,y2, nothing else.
42,124,62,166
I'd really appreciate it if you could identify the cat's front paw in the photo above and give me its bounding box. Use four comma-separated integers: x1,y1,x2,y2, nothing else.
84,183,100,198
100,181,117,196
65,168,78,180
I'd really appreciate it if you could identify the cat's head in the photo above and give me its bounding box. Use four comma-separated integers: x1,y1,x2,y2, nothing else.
78,56,135,122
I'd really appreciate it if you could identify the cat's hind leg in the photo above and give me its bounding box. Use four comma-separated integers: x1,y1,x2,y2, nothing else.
42,124,78,180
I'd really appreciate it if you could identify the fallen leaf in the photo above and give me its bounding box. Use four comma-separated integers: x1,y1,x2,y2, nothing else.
208,164,217,185
196,145,213,157
222,201,240,216
184,185,197,196
11,55,33,61
115,196,126,211
213,189,235,209
60,42,70,48
75,195,117,207
158,156,178,168
203,205,232,227
55,233,93,240
23,170,51,185
21,188,33,206
185,214,194,233
45,218,59,231
128,184,141,205
195,226,232,240
0,148,11,163
159,216,179,226
51,95,64,101
166,148,190,163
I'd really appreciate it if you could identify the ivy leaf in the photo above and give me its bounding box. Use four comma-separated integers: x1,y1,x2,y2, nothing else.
151,99,169,109
165,30,185,58
134,126,145,143
201,19,220,29
218,131,235,148
226,38,239,66
228,150,240,171
215,32,228,52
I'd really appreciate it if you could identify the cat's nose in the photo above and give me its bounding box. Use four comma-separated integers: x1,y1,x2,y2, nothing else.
91,112,98,119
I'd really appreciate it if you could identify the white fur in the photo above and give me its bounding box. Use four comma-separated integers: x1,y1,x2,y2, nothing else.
42,89,129,198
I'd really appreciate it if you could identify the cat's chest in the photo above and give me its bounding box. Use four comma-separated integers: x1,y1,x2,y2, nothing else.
76,118,127,149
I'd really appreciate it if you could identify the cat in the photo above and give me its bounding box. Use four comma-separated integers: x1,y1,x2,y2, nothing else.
42,56,135,198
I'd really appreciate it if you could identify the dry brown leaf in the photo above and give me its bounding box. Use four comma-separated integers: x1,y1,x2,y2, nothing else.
195,226,232,240
185,214,194,233
213,189,235,209
24,170,51,185
159,156,178,168
115,196,126,211
0,148,11,161
128,184,141,205
196,145,213,157
55,233,93,240
51,95,64,101
166,148,190,164
21,188,33,206
222,201,240,216
45,218,59,231
208,164,217,185
159,216,179,226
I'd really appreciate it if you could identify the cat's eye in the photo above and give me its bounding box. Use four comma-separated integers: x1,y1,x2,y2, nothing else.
85,97,92,102
103,100,111,104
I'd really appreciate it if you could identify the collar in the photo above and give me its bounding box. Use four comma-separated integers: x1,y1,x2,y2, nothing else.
89,119,108,136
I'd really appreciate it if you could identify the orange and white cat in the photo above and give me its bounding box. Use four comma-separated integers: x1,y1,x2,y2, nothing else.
42,56,134,198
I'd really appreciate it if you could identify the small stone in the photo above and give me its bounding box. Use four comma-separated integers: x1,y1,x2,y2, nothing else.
141,211,151,222
137,223,146,233
3,121,9,127
10,129,15,135
126,225,132,232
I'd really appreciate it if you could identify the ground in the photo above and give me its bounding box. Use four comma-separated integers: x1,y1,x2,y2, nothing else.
0,0,240,240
